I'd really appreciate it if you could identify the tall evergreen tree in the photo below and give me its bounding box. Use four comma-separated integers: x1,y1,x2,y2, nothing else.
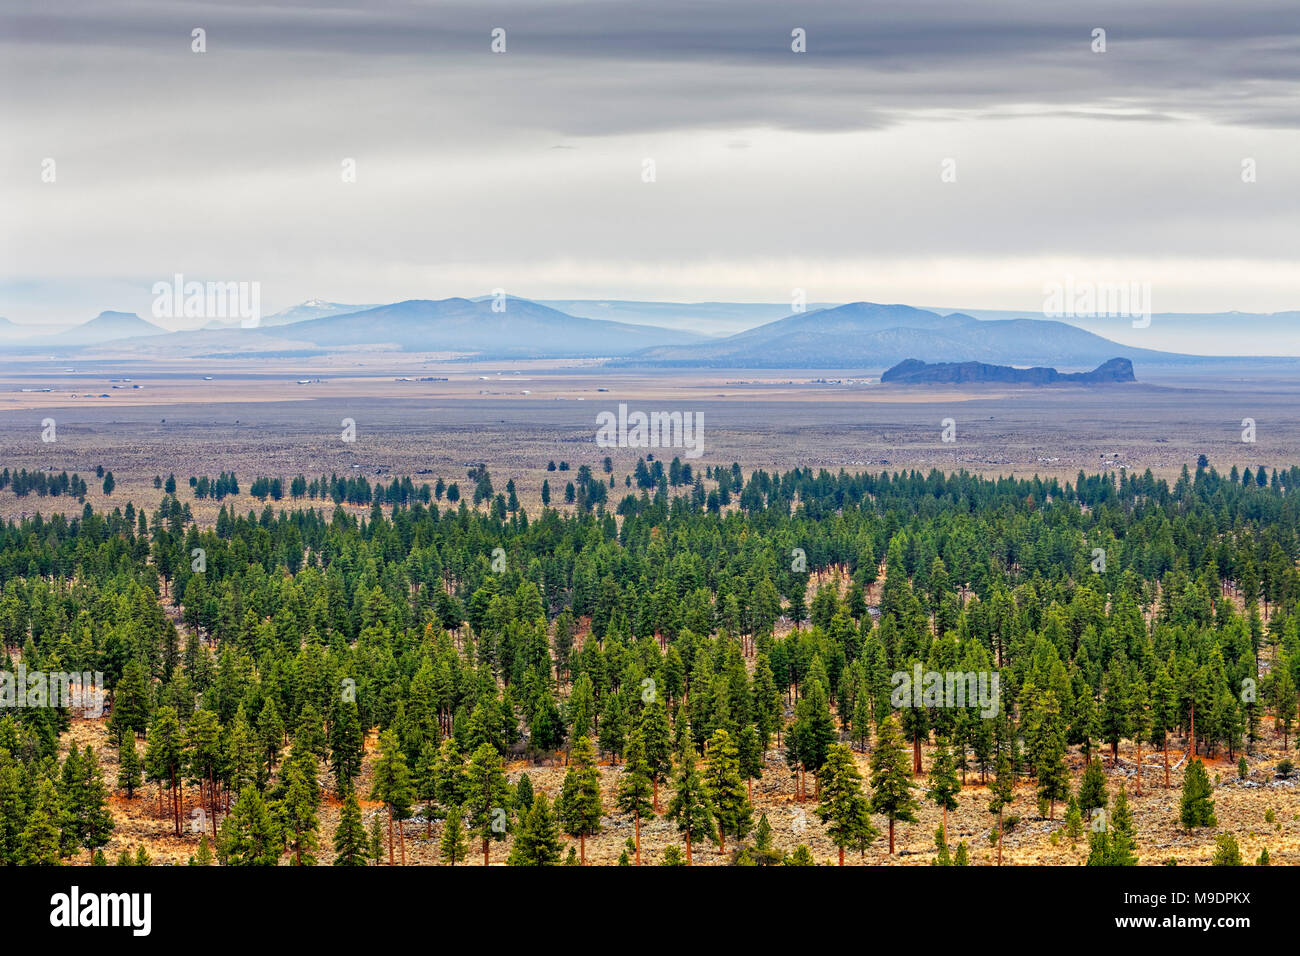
369,729,414,865
617,730,655,865
925,738,961,840
508,791,563,866
217,789,282,865
464,742,511,866
439,806,469,865
702,728,751,856
869,715,918,855
666,748,713,865
639,699,673,813
333,790,369,866
1179,758,1217,832
816,743,876,865
117,737,142,799
557,735,603,863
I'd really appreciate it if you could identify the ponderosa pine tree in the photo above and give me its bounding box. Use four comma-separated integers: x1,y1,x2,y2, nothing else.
369,729,414,865
433,738,467,818
1077,757,1108,821
617,730,655,865
1129,680,1151,796
869,715,917,855
508,791,562,866
702,728,751,856
109,658,150,744
185,708,222,840
70,746,114,864
986,751,1014,866
217,789,282,865
333,790,369,866
736,724,764,803
280,756,320,865
1064,795,1083,846
259,698,285,771
1152,661,1178,788
117,737,142,799
192,834,213,866
557,735,603,863
1108,782,1138,865
144,705,184,836
791,678,837,798
439,806,469,865
926,738,961,841
1211,833,1243,866
21,778,62,865
367,813,385,866
415,739,440,837
514,772,534,813
666,747,713,865
59,744,84,860
1035,721,1070,819
639,700,673,814
1100,658,1131,768
329,698,365,791
816,743,876,865
1273,663,1297,750
1179,758,1217,832
464,743,511,866
6,462,1298,870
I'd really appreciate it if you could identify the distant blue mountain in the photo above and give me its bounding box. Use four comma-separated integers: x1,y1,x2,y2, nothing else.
63,311,168,344
619,302,1194,368
261,296,709,356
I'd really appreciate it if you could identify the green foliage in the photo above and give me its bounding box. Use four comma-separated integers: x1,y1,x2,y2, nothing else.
557,735,603,861
439,807,469,865
1179,759,1217,831
702,729,751,852
464,743,511,863
333,790,369,866
869,716,917,853
508,791,563,866
785,845,815,866
666,748,713,862
1,462,1295,868
1211,833,1242,866
816,743,876,862
218,789,282,865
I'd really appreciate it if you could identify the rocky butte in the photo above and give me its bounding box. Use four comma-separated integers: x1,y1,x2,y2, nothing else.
880,357,1136,385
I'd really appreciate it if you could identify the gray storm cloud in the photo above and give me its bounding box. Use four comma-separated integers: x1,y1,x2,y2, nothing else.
1,0,1298,324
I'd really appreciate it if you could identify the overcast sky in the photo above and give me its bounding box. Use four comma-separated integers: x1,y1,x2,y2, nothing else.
2,0,1298,327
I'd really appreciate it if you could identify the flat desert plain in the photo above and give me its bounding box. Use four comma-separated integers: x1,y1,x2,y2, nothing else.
1,352,1297,520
